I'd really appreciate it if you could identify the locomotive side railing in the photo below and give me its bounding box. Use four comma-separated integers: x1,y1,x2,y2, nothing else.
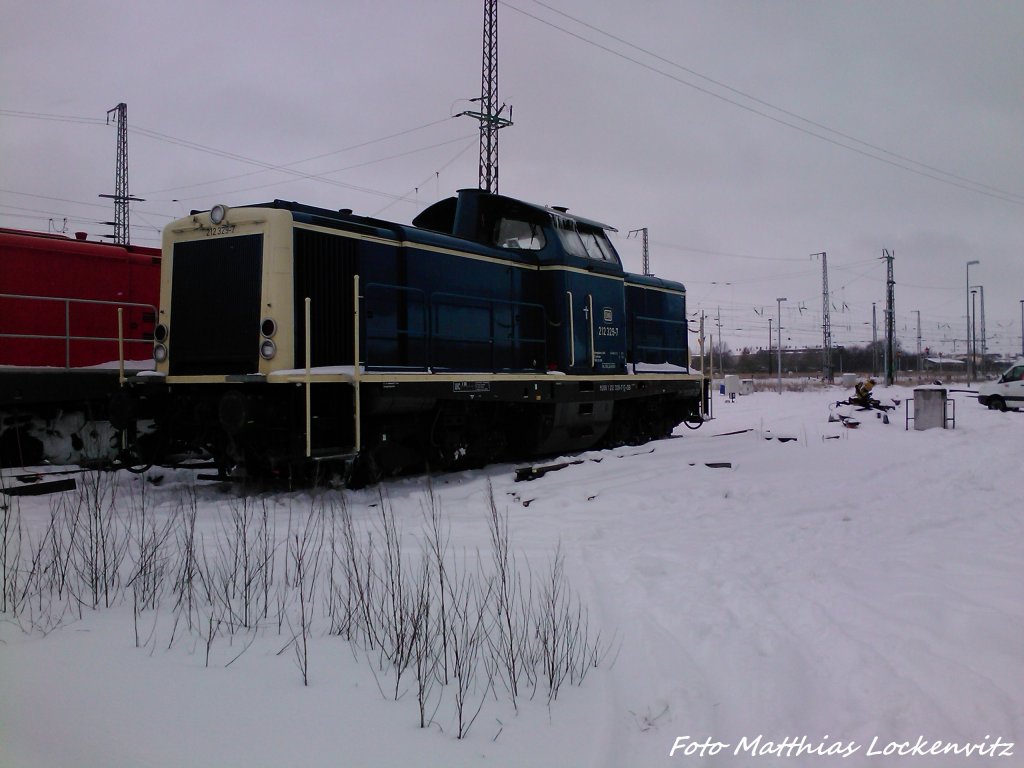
0,292,157,368
360,283,547,372
429,292,547,372
363,282,429,371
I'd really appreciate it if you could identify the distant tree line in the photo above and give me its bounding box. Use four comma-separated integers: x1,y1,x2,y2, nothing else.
703,340,952,377
699,340,1007,380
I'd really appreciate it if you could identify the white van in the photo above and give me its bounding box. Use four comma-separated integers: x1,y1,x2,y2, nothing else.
977,359,1024,411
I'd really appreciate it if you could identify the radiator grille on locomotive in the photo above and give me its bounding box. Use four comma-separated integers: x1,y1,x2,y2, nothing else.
293,229,357,367
169,235,263,376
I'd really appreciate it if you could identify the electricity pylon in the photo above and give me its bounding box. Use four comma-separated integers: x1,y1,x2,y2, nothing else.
99,103,144,244
459,0,513,193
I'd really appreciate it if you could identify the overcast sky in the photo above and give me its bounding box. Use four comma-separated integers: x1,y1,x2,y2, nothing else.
2,0,1022,359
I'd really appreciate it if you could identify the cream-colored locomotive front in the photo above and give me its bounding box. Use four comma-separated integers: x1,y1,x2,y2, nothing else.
156,205,301,380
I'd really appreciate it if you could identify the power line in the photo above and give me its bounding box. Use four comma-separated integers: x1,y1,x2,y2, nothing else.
129,123,476,206
0,191,177,233
1,109,469,207
527,0,1024,204
371,139,479,217
0,190,116,212
503,2,1024,206
0,206,98,225
0,109,105,126
615,235,807,262
139,115,458,196
175,134,477,201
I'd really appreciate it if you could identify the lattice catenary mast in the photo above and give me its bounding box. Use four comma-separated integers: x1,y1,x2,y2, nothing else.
460,0,513,193
812,251,833,382
99,102,144,245
628,227,651,276
883,249,896,385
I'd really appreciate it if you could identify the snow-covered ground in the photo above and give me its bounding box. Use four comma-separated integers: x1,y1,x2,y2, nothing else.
1,385,1021,767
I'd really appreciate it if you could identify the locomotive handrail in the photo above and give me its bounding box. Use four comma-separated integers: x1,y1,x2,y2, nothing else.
0,292,157,368
305,296,312,458
587,294,595,368
566,292,575,367
300,285,362,457
353,277,362,453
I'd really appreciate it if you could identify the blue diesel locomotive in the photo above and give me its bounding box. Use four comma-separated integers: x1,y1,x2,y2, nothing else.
130,188,707,481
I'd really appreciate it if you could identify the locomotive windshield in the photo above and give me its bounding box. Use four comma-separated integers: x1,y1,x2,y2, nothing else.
552,216,621,265
494,213,546,250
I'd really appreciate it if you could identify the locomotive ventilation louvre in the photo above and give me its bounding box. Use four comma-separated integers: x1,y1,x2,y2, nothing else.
169,234,263,375
293,229,357,368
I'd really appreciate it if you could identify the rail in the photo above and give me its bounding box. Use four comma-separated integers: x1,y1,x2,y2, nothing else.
0,292,157,368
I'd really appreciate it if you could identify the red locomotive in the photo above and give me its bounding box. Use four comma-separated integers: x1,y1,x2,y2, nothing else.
1,229,161,467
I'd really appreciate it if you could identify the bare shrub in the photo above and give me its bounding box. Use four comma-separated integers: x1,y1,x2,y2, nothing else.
170,482,200,640
125,480,174,646
287,500,327,686
446,564,495,739
532,542,607,704
1,492,23,615
485,484,533,710
421,480,451,685
71,471,130,609
374,491,419,699
409,556,440,728
1,472,613,739
326,495,357,640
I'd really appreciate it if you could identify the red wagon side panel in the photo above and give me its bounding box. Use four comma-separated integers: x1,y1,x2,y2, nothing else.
0,229,161,367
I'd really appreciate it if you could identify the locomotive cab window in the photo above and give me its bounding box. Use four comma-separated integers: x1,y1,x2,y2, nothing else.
578,229,619,263
553,216,621,266
475,197,546,251
495,215,545,250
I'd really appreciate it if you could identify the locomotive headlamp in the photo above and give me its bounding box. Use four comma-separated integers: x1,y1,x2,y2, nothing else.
153,343,168,363
154,323,168,343
210,204,229,225
259,339,277,360
260,318,277,338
